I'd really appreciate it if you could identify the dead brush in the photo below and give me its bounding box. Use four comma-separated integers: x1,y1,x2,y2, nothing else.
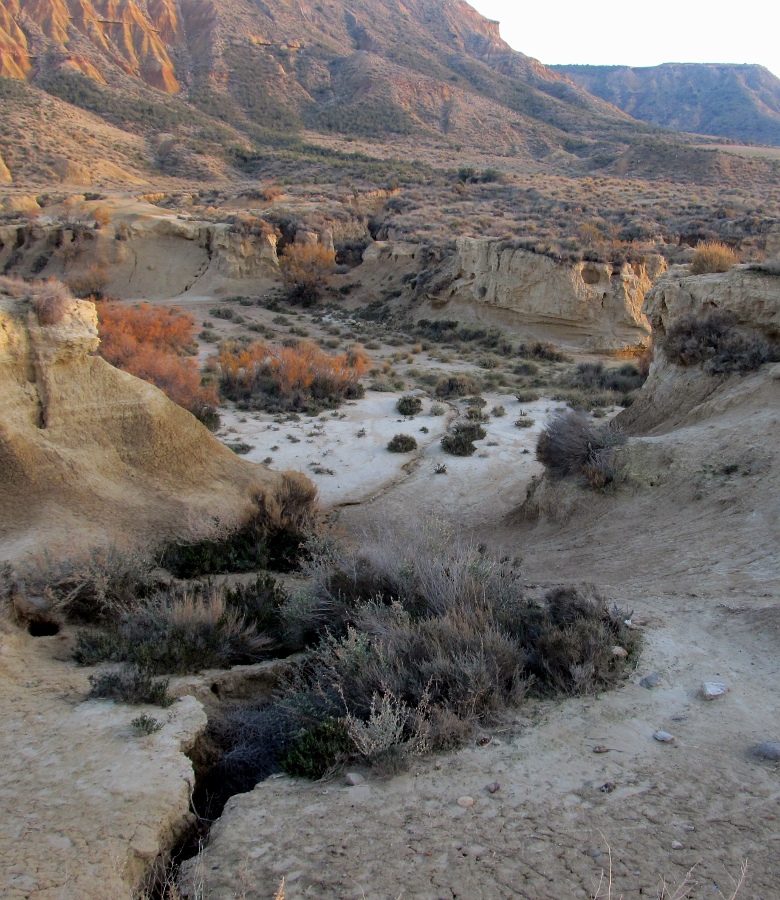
12,545,157,625
76,584,272,674
0,275,73,324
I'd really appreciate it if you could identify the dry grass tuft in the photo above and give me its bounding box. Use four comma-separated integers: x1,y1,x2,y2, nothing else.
690,241,739,275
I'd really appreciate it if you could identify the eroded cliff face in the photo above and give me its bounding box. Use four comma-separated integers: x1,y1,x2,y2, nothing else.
0,0,181,92
619,264,780,434
0,213,282,301
442,238,665,350
0,283,285,560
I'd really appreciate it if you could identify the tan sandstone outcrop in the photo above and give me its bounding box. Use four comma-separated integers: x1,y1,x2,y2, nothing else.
0,151,11,184
619,264,780,434
0,210,282,301
0,282,294,561
444,237,665,350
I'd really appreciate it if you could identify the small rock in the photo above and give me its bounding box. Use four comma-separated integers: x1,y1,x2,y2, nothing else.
653,731,675,743
457,796,475,808
345,772,365,786
640,673,661,689
591,849,602,859
486,782,501,794
612,646,628,658
680,825,695,833
671,841,684,850
593,745,611,754
701,682,729,700
478,736,492,746
491,738,502,746
599,782,616,793
754,742,780,761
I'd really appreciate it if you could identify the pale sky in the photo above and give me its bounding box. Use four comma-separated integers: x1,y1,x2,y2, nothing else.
466,0,780,80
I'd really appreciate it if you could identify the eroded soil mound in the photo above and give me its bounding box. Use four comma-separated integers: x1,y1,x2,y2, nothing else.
0,279,288,561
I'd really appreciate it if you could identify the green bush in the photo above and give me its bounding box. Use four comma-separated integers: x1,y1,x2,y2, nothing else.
387,434,418,453
441,422,486,456
280,718,352,779
396,395,423,416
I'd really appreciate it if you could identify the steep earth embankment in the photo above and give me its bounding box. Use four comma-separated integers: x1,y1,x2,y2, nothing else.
362,237,664,349
0,203,282,300
0,280,287,561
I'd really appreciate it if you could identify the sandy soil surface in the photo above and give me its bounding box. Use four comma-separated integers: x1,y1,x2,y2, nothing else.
0,628,206,900
216,392,556,513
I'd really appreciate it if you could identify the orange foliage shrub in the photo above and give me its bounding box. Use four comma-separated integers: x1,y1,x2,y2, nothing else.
219,339,368,412
97,302,219,426
278,243,336,305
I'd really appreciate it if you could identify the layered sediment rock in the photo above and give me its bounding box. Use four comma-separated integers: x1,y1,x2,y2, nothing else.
444,237,665,349
0,283,287,559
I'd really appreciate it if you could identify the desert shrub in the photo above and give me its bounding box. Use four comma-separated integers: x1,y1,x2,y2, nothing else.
747,258,780,276
514,417,535,428
441,422,486,456
396,395,423,416
132,713,163,735
664,310,779,374
690,241,738,275
491,405,506,417
13,546,157,625
279,243,336,306
88,667,173,706
536,411,626,486
434,374,480,397
218,339,368,413
515,390,541,403
66,263,109,299
518,341,570,362
162,477,317,577
465,406,489,422
429,403,445,416
76,584,273,674
566,361,646,394
211,525,638,782
97,301,219,427
514,362,540,377
280,718,352,779
387,434,417,452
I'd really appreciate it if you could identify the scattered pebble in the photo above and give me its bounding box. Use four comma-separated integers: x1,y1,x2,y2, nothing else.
654,731,676,743
345,772,365,786
701,682,729,700
754,742,780,761
612,646,628,658
640,673,661,689
486,782,501,794
671,841,684,850
457,796,475,808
